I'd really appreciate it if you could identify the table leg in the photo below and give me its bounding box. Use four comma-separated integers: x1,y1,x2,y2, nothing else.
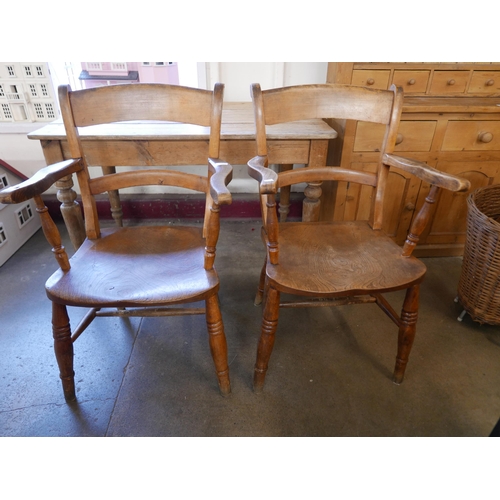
278,163,293,222
302,181,322,222
56,175,86,250
102,166,123,227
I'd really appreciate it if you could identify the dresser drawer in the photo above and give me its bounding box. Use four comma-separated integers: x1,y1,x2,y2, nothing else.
442,121,500,150
392,70,430,93
353,121,436,152
469,71,500,94
351,70,390,89
430,71,469,94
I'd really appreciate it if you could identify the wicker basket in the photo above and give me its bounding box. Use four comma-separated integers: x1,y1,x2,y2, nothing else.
457,184,500,324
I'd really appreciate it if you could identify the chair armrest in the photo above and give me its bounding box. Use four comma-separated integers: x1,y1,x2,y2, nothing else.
0,159,83,204
383,153,470,192
247,155,278,194
208,158,233,205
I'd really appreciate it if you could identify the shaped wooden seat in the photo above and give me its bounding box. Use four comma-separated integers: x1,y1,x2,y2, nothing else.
0,83,233,400
248,83,470,391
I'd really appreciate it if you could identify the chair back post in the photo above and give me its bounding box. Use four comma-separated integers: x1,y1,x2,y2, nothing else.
370,84,404,230
204,83,224,238
58,84,101,239
251,83,268,157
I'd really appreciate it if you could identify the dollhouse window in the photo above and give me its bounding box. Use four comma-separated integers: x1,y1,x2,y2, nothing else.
45,103,55,119
1,104,13,119
16,203,34,228
40,84,49,97
7,65,15,77
24,65,33,77
0,225,7,247
0,85,4,97
29,84,37,97
0,176,9,210
35,65,44,77
87,62,102,71
34,103,44,119
111,62,127,71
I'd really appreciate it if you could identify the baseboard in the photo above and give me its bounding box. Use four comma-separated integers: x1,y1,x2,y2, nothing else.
42,193,304,221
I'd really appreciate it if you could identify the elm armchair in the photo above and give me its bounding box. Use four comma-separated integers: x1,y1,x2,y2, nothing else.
247,83,470,391
0,83,233,400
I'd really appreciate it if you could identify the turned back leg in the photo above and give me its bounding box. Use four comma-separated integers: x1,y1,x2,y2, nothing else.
52,302,76,401
254,258,267,306
205,294,231,396
393,284,419,384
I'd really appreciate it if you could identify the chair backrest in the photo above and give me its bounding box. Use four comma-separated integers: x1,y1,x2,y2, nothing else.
59,83,224,239
251,83,404,229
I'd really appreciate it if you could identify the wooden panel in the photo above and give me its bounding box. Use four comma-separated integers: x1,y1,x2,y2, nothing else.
392,70,430,93
60,139,312,167
351,70,390,89
468,71,500,94
442,121,500,151
429,71,469,94
353,121,436,152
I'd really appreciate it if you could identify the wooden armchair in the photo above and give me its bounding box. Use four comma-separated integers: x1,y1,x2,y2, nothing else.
248,83,470,392
0,83,233,401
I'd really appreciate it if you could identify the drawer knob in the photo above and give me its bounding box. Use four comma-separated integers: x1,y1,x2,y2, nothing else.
447,79,456,86
486,79,495,86
479,132,494,143
396,133,404,145
366,78,375,85
405,203,416,211
408,79,416,85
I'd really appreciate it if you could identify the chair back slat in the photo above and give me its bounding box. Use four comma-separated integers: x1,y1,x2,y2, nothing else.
69,84,214,127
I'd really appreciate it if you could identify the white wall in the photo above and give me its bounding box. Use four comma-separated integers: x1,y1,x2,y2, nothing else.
0,62,328,194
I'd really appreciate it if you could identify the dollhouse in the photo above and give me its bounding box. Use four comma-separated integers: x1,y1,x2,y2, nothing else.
0,159,41,267
79,62,179,88
0,63,57,123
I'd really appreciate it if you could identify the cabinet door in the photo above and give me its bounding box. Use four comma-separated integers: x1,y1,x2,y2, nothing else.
413,161,500,254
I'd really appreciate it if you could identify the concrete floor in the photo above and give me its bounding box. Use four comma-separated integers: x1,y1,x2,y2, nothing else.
1,219,500,437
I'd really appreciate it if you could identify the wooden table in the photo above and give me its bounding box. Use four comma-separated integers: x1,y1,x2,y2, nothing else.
28,102,337,249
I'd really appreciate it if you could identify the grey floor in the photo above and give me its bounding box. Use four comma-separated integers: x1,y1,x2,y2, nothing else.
1,219,500,437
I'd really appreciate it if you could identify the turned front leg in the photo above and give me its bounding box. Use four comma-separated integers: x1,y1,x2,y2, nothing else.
253,285,280,392
205,294,231,396
393,285,419,384
52,302,76,401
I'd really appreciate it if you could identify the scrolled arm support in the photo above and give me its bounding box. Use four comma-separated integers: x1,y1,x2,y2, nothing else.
402,185,440,257
247,155,278,194
208,158,233,206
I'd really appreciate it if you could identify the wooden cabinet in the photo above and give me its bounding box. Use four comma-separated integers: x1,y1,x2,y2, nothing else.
326,62,500,256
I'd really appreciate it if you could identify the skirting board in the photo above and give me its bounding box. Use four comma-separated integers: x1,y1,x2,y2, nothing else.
42,193,304,222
